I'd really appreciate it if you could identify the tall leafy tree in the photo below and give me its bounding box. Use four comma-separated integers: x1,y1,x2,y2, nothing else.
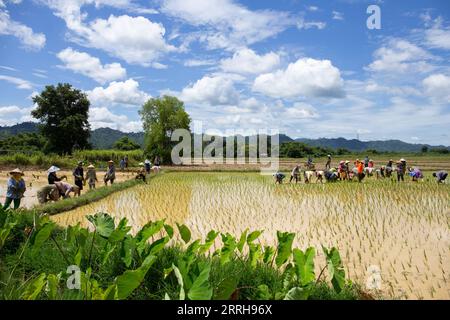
139,96,191,164
32,83,91,155
114,136,141,150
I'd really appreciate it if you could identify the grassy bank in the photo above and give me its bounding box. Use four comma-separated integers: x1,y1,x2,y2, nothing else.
0,210,365,300
33,178,143,215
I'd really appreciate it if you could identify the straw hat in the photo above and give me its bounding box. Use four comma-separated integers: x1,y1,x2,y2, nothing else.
345,160,350,164
144,159,151,164
87,164,95,169
9,168,24,175
77,161,83,166
108,160,114,163
47,166,60,173
400,158,406,162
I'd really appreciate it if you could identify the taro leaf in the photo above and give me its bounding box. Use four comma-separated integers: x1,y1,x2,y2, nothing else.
237,228,248,253
46,274,59,300
256,284,272,300
103,284,117,300
21,273,47,300
164,224,174,238
116,255,157,300
214,277,238,300
86,213,115,238
293,247,315,286
246,230,263,244
176,223,191,244
263,246,275,264
74,247,82,266
275,231,295,267
219,233,237,265
172,264,185,300
199,230,218,255
135,220,165,255
101,242,117,266
283,264,297,290
108,218,131,243
249,243,263,268
284,287,310,300
147,236,170,256
187,262,213,300
186,240,201,255
121,235,135,268
31,222,55,255
322,246,346,293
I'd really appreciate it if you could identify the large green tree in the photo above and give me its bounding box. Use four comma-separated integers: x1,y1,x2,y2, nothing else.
114,136,141,151
139,96,191,164
32,83,91,155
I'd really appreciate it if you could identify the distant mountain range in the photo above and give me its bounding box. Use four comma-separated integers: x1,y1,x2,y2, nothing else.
1,122,449,152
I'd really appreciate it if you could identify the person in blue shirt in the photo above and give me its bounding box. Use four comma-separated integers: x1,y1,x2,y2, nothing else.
273,171,286,184
433,171,448,184
3,168,26,210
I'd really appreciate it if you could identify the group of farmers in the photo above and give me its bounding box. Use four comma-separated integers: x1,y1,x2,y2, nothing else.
274,155,449,185
2,156,162,210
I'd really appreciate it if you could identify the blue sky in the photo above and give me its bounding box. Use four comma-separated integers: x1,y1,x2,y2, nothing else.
1,0,450,145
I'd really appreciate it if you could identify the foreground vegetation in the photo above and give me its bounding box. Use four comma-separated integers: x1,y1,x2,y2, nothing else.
0,209,362,300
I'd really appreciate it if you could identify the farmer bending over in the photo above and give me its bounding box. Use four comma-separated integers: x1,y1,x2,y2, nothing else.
273,171,286,184
37,185,59,204
54,181,80,199
135,163,147,183
433,171,448,184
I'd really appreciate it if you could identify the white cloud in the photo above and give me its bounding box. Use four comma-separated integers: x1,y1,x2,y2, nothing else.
423,73,450,104
307,6,318,12
283,103,319,119
425,27,450,50
220,48,280,75
253,58,344,99
0,105,21,116
0,9,46,50
332,11,344,21
57,47,126,84
367,39,435,73
161,0,294,50
89,107,142,132
184,59,216,67
180,75,240,106
0,74,33,89
297,17,326,30
40,1,174,66
0,104,35,125
88,79,150,107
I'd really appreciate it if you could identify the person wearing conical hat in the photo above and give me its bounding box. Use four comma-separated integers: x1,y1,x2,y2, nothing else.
85,164,98,190
135,162,147,183
47,165,67,184
3,168,26,210
104,160,116,186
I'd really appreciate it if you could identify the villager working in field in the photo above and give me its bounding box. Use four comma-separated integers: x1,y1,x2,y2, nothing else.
396,159,407,182
385,159,394,177
37,184,59,204
433,171,448,184
47,166,66,184
85,164,98,189
306,156,314,170
73,161,84,192
338,161,346,180
54,181,80,199
273,171,286,184
124,155,129,169
104,160,116,185
289,165,301,183
325,168,338,182
144,159,151,174
408,167,423,182
315,170,324,183
364,156,370,168
119,158,126,171
356,159,365,182
325,155,332,170
153,156,161,174
135,162,147,183
3,168,26,210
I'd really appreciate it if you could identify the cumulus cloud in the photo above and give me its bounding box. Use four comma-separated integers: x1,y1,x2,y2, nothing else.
0,9,46,50
57,48,127,84
41,1,175,66
0,74,33,89
252,58,344,99
161,0,294,50
367,39,435,73
89,107,142,132
425,27,450,50
297,17,326,30
180,75,240,106
423,73,450,104
88,79,150,106
0,104,35,125
283,103,319,119
220,48,280,75
332,11,344,21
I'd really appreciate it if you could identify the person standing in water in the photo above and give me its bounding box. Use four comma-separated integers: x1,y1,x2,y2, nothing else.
3,168,26,210
104,160,116,185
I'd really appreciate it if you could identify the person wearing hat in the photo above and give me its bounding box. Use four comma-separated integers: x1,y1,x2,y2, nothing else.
396,160,406,182
273,171,286,184
47,166,67,184
385,159,394,178
73,161,85,192
325,155,332,170
144,159,151,174
135,162,147,183
3,168,26,210
85,164,98,190
356,159,365,182
104,160,116,186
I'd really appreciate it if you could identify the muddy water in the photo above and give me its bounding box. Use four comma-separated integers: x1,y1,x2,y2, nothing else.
51,172,450,300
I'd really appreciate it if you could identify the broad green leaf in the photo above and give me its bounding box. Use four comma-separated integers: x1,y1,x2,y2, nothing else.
101,242,117,266
214,277,238,300
108,218,131,243
147,236,170,256
21,273,47,300
199,230,218,255
86,213,115,238
164,224,174,238
46,274,59,300
275,231,295,267
246,230,263,244
263,246,275,264
177,223,191,244
103,284,118,300
284,287,310,300
248,243,263,268
74,247,82,266
135,220,165,255
219,233,237,265
187,263,213,300
237,228,248,253
293,247,315,286
322,246,346,293
172,264,185,300
121,235,135,268
31,222,55,255
116,255,156,299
